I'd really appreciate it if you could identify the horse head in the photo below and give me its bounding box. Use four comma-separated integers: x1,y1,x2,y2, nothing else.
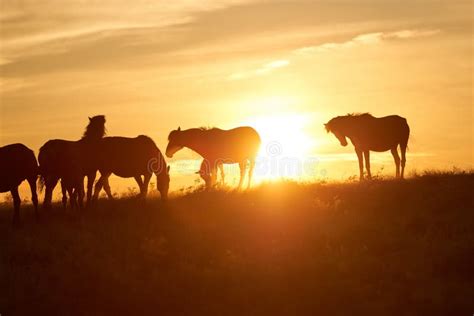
325,119,348,147
166,127,183,158
83,115,106,140
156,165,170,200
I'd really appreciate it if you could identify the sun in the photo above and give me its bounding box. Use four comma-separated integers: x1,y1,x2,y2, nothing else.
250,114,314,159
239,112,315,176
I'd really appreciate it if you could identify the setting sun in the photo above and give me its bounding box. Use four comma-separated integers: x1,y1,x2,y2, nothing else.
246,113,315,160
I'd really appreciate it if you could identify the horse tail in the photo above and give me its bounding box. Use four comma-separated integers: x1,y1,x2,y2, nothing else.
38,175,45,193
400,118,410,151
37,146,49,193
138,135,167,175
38,164,46,193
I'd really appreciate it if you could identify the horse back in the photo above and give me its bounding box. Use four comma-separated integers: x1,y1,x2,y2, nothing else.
0,143,38,191
207,127,261,159
210,126,261,150
96,136,165,175
374,115,409,134
358,115,409,151
38,139,86,176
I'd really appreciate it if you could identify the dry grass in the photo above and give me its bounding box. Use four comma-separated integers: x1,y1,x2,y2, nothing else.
1,171,473,315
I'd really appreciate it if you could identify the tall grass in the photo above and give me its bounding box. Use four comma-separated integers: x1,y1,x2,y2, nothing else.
1,171,473,315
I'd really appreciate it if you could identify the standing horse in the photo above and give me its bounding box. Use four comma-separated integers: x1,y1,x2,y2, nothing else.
0,144,38,224
92,135,170,201
166,127,261,189
38,115,106,209
325,113,410,180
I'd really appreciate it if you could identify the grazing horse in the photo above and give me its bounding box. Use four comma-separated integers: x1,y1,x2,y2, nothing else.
166,127,261,189
325,113,410,180
0,144,38,223
92,135,170,201
197,159,225,188
38,115,106,209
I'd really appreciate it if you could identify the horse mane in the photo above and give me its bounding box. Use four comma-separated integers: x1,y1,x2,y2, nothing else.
346,112,372,118
82,115,106,140
198,126,215,131
325,113,373,132
168,126,218,141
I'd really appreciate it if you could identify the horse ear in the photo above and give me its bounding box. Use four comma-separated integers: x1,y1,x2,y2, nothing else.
177,126,181,131
89,117,92,121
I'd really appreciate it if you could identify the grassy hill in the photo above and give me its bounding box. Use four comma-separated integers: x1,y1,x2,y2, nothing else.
1,171,473,315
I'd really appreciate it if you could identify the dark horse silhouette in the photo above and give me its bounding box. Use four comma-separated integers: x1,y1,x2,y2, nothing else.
92,135,170,201
166,127,261,189
325,113,410,179
38,116,106,209
0,144,38,223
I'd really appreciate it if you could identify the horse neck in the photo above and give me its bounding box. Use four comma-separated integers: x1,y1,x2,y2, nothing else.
340,117,359,137
181,130,210,157
79,134,103,144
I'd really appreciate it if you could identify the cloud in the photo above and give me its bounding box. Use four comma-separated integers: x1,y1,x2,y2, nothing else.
256,60,290,74
293,29,441,54
0,0,255,62
227,28,440,81
228,59,290,80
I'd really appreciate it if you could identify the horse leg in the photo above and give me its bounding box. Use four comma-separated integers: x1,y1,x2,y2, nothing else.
11,186,21,225
247,158,256,189
93,173,106,201
142,173,152,198
219,164,225,185
210,164,218,188
363,151,371,179
103,175,113,199
68,186,76,209
44,176,59,209
238,161,247,189
27,176,39,220
200,159,213,190
391,147,401,178
76,177,85,209
134,175,144,197
355,148,364,181
61,180,68,209
400,143,407,179
86,173,96,207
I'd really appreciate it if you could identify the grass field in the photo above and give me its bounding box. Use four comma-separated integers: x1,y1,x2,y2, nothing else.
1,171,473,315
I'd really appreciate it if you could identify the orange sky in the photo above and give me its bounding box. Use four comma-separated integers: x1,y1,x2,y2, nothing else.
0,0,472,195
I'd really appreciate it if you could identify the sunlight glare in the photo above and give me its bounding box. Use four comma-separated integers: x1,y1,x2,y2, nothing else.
242,110,316,181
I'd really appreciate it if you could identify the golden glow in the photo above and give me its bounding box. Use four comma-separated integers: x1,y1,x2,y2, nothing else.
239,107,317,181
0,0,472,195
251,114,314,160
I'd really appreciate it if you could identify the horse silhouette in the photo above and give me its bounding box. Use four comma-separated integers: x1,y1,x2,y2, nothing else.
166,127,261,189
92,135,170,201
197,159,225,188
60,176,81,209
325,113,410,179
0,143,38,224
38,115,106,209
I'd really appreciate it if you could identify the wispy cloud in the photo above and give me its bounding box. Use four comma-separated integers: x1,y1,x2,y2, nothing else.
293,29,441,54
228,59,290,80
0,0,255,63
228,28,439,81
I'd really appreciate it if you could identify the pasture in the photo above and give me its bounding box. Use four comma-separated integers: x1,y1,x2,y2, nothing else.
1,171,473,315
